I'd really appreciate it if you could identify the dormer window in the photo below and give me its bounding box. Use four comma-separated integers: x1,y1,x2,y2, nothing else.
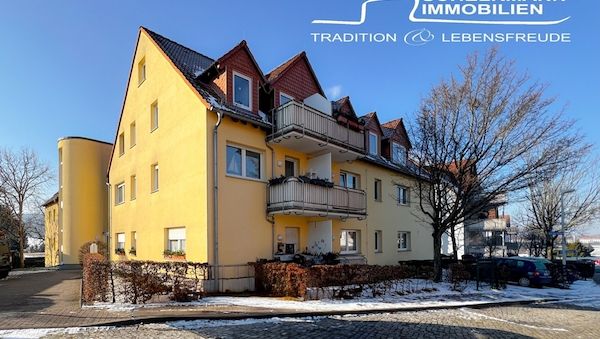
233,72,252,110
280,92,293,106
392,142,406,165
369,132,378,156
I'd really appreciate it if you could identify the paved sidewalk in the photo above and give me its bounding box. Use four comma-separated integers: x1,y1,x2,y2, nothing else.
0,269,564,330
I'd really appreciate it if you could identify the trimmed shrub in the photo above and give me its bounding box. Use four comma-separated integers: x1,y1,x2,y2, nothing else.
82,253,109,303
448,263,471,292
79,241,108,265
82,259,210,304
253,263,416,298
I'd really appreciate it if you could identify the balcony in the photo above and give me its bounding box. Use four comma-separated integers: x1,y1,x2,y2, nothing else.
467,218,509,231
267,101,366,161
267,177,367,218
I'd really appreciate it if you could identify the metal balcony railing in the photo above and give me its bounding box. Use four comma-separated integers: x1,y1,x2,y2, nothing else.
268,101,366,154
267,177,366,217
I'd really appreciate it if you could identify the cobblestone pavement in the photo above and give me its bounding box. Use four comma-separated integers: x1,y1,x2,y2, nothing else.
43,303,600,339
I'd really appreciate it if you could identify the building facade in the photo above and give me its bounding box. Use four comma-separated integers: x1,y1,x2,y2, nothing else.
106,27,434,277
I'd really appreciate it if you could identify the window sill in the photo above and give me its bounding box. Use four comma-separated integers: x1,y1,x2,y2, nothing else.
397,249,411,252
115,201,125,206
130,144,136,149
374,250,383,254
151,127,158,133
233,102,252,111
340,252,360,255
151,189,159,194
138,79,146,87
119,153,125,157
226,174,266,183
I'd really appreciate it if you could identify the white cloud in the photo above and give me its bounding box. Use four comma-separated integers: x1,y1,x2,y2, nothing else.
326,85,343,100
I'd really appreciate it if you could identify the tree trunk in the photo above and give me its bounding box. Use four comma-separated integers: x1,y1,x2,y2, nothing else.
450,225,458,260
18,219,25,269
433,232,443,282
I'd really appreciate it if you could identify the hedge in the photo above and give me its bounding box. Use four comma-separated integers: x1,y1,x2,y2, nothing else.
82,254,210,304
253,263,429,298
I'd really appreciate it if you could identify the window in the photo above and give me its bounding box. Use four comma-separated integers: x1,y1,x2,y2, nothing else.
116,233,125,250
397,185,409,205
284,157,298,177
340,172,359,189
151,101,159,132
398,231,411,251
226,145,262,180
369,132,378,156
130,175,137,200
375,230,383,253
130,122,136,147
340,230,359,254
280,92,293,106
138,58,146,85
118,133,125,156
115,182,125,205
392,142,406,165
131,232,137,252
151,164,159,192
167,227,186,252
374,179,382,202
233,72,252,110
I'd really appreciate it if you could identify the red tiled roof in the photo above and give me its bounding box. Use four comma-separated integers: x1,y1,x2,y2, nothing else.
266,52,325,96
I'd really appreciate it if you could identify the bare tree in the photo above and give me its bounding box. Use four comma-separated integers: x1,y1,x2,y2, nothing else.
520,154,600,259
0,148,53,268
410,48,582,281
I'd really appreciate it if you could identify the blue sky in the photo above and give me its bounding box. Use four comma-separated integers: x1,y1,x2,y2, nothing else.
1,1,599,229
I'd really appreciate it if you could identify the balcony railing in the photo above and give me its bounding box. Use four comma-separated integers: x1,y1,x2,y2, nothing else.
267,177,367,218
268,101,366,155
467,218,509,231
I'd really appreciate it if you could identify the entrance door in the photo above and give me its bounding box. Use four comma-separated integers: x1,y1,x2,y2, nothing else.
285,227,299,254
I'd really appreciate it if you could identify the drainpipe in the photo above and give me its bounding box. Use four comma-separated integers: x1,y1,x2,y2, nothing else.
105,181,111,259
212,109,223,289
265,142,276,255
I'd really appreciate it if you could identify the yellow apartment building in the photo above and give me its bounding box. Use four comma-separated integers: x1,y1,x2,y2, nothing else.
106,27,433,289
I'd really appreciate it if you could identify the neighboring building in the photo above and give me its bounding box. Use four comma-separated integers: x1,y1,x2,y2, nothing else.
43,137,113,266
579,235,600,256
464,199,517,258
42,193,59,267
105,27,433,290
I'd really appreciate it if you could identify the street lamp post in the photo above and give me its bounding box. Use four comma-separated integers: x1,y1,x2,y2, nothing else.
560,189,575,271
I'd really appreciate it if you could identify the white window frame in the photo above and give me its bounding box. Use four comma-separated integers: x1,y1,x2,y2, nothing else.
116,233,125,250
369,132,378,156
233,71,252,110
374,230,383,253
118,133,125,156
138,58,146,85
130,121,136,148
167,227,186,252
279,92,294,106
151,164,159,193
374,179,382,202
397,185,409,206
392,142,406,165
226,144,263,180
340,171,359,189
151,101,159,132
398,231,411,251
340,230,359,254
130,175,137,200
115,182,125,205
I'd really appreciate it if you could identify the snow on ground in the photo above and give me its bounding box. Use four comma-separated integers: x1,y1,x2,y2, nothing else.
0,326,113,339
86,278,600,313
8,269,57,276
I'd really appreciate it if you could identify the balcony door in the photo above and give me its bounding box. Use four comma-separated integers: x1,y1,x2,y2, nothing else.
285,227,300,254
285,157,298,177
